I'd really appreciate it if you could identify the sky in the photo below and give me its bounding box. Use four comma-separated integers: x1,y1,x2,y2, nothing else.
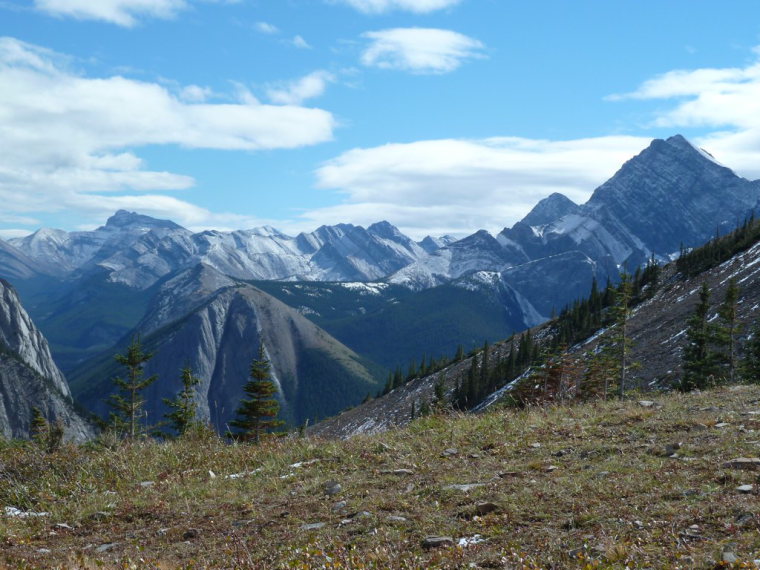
1,1,760,240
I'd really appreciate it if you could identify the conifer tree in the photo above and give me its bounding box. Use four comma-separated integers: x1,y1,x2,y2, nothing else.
229,342,283,443
741,321,760,383
163,366,202,436
716,278,740,383
612,273,634,397
108,336,158,439
681,283,720,391
30,406,48,443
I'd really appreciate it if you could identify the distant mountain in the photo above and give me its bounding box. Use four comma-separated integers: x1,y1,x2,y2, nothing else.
5,134,760,434
11,213,433,289
389,135,760,290
0,279,92,440
69,265,382,429
311,222,760,439
0,238,47,282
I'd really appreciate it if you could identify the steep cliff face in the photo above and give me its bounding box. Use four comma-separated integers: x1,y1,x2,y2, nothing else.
70,268,381,431
0,279,92,440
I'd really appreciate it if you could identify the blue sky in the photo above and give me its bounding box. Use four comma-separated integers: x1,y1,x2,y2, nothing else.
1,0,760,239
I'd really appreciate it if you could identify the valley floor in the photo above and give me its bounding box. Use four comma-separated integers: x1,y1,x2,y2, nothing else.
2,386,760,569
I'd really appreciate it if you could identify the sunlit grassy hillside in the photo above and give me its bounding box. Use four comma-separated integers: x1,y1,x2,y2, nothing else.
2,385,760,569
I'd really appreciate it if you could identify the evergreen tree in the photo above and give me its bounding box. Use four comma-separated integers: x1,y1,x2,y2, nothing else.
454,344,465,362
30,406,48,443
163,366,202,436
612,273,634,397
716,278,741,383
229,342,283,443
108,336,158,439
681,283,720,391
741,321,760,383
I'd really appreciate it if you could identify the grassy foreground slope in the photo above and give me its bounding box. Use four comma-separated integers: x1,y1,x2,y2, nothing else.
2,385,760,569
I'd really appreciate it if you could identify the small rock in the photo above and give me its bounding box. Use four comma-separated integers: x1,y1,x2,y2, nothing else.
422,536,454,549
444,483,485,492
441,448,458,457
331,500,347,512
723,458,760,470
140,481,155,488
324,481,342,496
157,528,169,536
386,515,408,522
530,443,542,448
54,523,73,531
596,471,610,478
663,442,681,457
737,484,754,494
735,512,754,526
498,471,520,478
349,511,372,520
208,470,216,479
37,549,51,554
722,551,738,564
457,534,486,547
95,543,117,553
545,465,559,472
714,422,731,428
638,400,656,408
182,528,200,540
301,522,326,531
474,502,501,516
87,511,110,521
383,468,414,476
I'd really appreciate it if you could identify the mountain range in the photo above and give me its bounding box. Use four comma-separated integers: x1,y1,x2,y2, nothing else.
1,134,759,435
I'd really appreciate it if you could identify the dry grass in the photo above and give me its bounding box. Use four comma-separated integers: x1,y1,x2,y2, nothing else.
2,386,760,568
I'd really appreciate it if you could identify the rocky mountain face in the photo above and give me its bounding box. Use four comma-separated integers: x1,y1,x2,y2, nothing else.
70,266,381,430
0,279,92,440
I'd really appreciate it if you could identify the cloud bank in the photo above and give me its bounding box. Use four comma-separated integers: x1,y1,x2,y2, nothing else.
0,37,335,230
310,136,650,238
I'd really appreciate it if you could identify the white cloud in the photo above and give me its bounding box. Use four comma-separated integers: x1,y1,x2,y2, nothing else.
254,21,279,34
33,0,238,27
361,28,484,74
609,46,760,179
0,37,335,231
267,70,336,105
291,35,312,49
311,136,650,239
34,0,188,27
335,0,461,14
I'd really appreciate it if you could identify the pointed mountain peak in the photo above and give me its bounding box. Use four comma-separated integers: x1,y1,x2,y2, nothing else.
520,192,580,227
104,210,183,232
368,220,403,239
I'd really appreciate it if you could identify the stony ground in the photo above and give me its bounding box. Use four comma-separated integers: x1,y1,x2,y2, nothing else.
3,385,760,569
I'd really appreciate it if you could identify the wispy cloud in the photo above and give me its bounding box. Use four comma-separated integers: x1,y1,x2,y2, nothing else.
33,0,238,27
291,35,312,49
361,28,484,74
310,136,649,239
254,21,279,34
0,37,335,231
334,0,461,14
267,70,336,105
